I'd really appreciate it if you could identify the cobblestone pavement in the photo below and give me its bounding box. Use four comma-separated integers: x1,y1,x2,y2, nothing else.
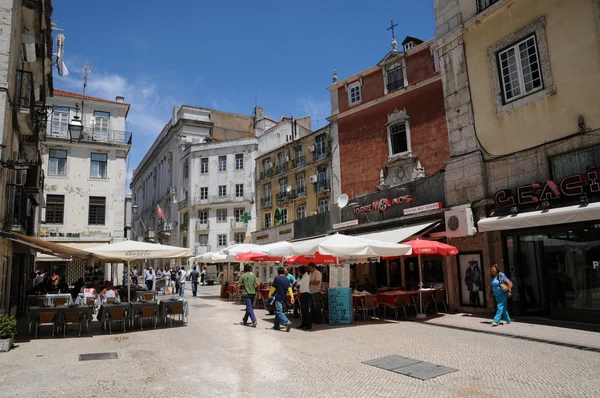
1,285,600,398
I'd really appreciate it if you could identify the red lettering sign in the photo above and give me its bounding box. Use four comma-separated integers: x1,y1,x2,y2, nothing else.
354,195,413,214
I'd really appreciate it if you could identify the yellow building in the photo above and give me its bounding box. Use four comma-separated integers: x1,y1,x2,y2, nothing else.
254,125,332,243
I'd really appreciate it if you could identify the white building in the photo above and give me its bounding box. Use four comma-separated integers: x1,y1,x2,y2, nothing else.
39,89,131,284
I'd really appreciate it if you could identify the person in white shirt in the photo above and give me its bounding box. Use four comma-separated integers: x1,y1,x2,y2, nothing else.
308,263,323,324
178,267,187,296
145,268,155,291
33,271,43,287
297,265,312,330
163,267,171,294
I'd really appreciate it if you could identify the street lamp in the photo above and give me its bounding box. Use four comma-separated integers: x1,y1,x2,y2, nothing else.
132,203,139,216
68,104,83,142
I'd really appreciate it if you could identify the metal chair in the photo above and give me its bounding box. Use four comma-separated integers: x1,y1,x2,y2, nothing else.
380,297,399,320
411,293,432,316
106,297,116,304
168,303,185,327
433,289,448,313
64,312,86,337
142,293,154,302
139,306,156,330
35,297,46,307
357,295,379,321
53,297,68,307
35,311,56,338
399,295,417,319
85,297,96,314
107,308,127,333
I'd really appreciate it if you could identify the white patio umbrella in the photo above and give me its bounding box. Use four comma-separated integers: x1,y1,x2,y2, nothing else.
193,251,231,263
221,243,266,256
83,240,192,302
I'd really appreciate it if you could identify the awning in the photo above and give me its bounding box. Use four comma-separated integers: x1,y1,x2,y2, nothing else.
36,241,109,262
477,202,600,232
0,232,91,259
356,221,438,243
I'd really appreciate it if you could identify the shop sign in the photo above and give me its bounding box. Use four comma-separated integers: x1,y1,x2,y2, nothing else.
403,202,442,215
353,195,413,215
494,167,600,207
252,223,294,244
333,220,359,230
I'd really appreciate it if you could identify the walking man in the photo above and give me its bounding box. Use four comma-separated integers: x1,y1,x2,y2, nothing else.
145,267,155,291
297,265,312,330
239,264,258,327
190,266,200,297
178,267,187,296
163,266,171,294
308,263,323,324
201,266,207,286
268,266,294,332
171,267,178,295
132,267,139,286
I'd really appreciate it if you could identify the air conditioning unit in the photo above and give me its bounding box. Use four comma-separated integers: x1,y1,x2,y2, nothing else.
445,208,475,238
308,145,316,153
309,175,318,183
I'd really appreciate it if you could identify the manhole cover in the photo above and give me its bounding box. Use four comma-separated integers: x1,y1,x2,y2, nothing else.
363,355,457,380
79,352,119,361
191,304,215,308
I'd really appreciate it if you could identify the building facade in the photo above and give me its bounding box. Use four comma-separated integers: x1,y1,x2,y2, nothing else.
39,89,131,284
435,0,600,323
0,0,53,315
252,124,332,244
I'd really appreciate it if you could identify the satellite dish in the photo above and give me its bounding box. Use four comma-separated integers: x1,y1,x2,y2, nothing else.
286,185,292,193
336,193,349,208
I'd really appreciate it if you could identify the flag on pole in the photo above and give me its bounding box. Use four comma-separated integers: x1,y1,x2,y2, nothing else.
157,204,164,219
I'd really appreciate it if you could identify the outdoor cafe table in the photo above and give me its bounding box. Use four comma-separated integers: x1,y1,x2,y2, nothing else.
97,303,132,328
27,294,74,309
352,292,378,312
129,301,160,326
27,305,93,334
158,299,189,325
376,289,438,311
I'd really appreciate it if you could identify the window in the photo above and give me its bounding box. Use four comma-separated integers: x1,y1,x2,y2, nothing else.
200,187,208,200
198,210,208,224
48,149,67,176
51,107,69,136
281,208,288,224
217,234,227,247
218,185,227,197
45,194,64,224
296,173,306,197
389,122,409,155
200,157,208,174
296,204,306,220
184,160,189,179
198,234,208,246
315,134,327,160
182,212,189,231
93,111,110,140
317,166,329,193
234,232,245,244
182,236,188,248
234,208,244,222
404,42,414,52
294,144,305,168
498,35,542,104
263,183,271,203
318,198,329,214
235,184,244,198
348,82,361,105
217,209,227,222
88,196,106,225
476,0,500,13
386,63,404,92
264,212,272,229
278,177,288,194
90,153,108,179
235,153,244,170
263,158,271,172
218,155,227,172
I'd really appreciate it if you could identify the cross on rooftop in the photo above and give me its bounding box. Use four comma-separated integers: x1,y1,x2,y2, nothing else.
387,20,398,39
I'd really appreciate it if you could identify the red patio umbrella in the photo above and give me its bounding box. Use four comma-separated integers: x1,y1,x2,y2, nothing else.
235,252,281,263
285,252,338,266
402,239,458,318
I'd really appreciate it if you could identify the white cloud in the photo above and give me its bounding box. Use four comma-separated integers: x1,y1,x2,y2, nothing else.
296,96,330,130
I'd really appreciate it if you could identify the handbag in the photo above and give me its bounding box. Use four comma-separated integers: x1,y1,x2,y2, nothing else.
499,274,509,292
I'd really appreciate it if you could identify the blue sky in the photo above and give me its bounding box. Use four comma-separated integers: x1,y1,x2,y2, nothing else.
51,1,435,188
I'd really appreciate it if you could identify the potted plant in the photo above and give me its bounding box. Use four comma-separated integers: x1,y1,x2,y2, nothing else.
220,281,229,299
0,314,16,352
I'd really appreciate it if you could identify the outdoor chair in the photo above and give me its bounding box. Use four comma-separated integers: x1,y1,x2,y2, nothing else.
106,297,116,304
400,295,417,319
35,311,56,338
357,295,379,321
411,294,432,316
85,297,96,313
433,289,448,313
139,306,156,330
380,297,399,320
107,308,127,333
53,297,68,307
35,297,46,307
64,312,87,337
142,293,154,302
168,303,185,327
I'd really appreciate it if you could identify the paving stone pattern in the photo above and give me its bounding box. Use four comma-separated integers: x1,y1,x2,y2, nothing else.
0,285,599,397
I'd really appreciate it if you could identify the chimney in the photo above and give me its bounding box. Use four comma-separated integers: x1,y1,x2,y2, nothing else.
116,96,125,103
254,106,264,120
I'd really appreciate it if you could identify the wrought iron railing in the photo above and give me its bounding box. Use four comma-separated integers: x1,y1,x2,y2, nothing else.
194,245,210,255
230,220,248,229
476,0,500,13
313,145,328,161
47,127,132,145
292,156,306,169
275,162,289,175
260,197,272,208
316,178,331,193
259,169,272,180
196,220,210,230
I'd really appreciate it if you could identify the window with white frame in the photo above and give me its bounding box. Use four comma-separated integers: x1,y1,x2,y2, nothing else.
235,184,244,198
235,153,244,170
216,209,227,222
386,63,404,92
281,208,288,224
200,187,208,200
498,35,543,104
263,183,271,202
51,107,69,136
234,232,245,244
318,198,329,214
218,155,227,172
296,173,306,197
48,149,67,176
90,153,108,179
198,234,208,246
388,122,409,155
93,111,110,140
348,82,361,105
217,234,227,247
218,185,226,197
234,208,244,222
404,42,414,52
200,157,208,174
197,210,208,224
296,204,306,219
264,212,272,229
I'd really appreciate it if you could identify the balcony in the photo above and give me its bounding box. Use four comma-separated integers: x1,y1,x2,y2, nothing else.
47,127,132,146
275,162,289,175
194,245,210,255
177,197,189,210
313,146,328,162
316,178,331,193
196,220,210,230
259,169,272,181
15,70,34,133
294,185,307,199
157,221,173,234
24,165,44,194
276,192,291,204
260,197,272,208
292,155,306,169
180,222,188,232
230,219,248,229
5,184,29,234
387,79,405,93
476,0,500,13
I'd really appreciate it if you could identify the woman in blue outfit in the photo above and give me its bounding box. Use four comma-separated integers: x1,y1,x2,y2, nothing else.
489,264,512,326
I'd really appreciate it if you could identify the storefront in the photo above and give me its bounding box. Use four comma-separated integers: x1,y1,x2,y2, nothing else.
479,169,600,323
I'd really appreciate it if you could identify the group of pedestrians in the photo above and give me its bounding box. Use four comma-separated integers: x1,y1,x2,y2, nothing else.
125,265,208,297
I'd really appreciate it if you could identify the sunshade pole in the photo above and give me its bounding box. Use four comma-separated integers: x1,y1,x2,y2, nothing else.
418,255,425,318
127,260,131,303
